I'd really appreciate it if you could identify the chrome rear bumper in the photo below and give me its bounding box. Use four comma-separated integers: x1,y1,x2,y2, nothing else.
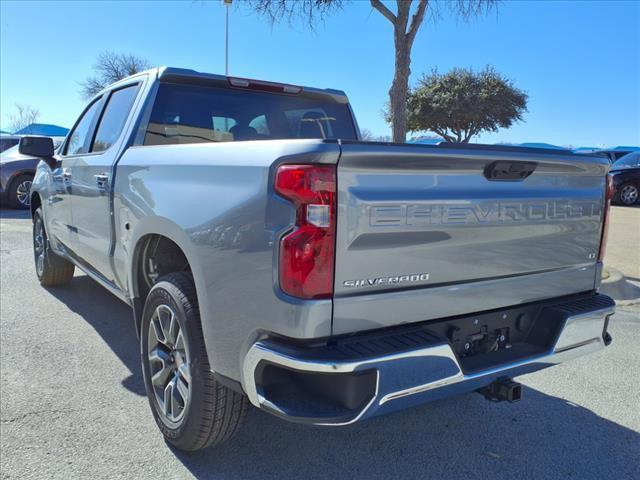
242,294,615,425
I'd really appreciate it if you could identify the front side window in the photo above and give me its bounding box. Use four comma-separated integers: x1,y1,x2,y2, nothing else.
143,84,357,146
92,84,140,153
284,108,335,139
249,115,270,135
65,99,103,155
212,116,237,132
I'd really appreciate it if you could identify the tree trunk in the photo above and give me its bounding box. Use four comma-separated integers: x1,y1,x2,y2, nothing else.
390,36,411,143
371,0,428,143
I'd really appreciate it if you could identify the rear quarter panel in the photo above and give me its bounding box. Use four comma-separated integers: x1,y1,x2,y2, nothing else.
113,139,340,381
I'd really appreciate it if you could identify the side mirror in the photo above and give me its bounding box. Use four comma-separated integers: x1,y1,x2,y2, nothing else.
19,136,56,168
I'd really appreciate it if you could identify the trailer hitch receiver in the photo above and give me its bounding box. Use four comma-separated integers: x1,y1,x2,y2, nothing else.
478,377,522,403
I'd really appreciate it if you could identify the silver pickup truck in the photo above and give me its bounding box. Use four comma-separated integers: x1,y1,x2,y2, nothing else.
23,67,615,451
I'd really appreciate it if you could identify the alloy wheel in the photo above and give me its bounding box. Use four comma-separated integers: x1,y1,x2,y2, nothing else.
620,185,638,205
147,304,191,425
33,216,45,277
16,180,32,207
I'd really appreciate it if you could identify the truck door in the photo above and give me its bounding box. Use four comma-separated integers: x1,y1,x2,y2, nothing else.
69,82,142,282
49,97,105,253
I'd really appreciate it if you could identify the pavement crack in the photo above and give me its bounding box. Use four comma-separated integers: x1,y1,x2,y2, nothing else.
1,408,77,424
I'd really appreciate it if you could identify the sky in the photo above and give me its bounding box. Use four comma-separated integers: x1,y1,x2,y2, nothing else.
1,0,639,147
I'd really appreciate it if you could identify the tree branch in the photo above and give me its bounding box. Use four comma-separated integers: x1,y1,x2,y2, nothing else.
370,0,396,24
450,0,499,22
464,125,476,142
249,0,345,29
434,128,455,143
406,0,428,48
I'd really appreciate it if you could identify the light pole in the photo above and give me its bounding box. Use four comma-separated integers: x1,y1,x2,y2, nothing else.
223,0,232,76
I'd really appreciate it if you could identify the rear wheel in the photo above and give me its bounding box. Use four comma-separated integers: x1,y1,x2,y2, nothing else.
9,174,33,209
32,207,75,286
140,272,248,451
617,183,639,206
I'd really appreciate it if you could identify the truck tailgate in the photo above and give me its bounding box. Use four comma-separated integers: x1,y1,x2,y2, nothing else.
332,142,609,335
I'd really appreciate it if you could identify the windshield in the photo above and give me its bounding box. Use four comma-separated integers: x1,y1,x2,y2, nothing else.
612,152,640,169
143,84,357,146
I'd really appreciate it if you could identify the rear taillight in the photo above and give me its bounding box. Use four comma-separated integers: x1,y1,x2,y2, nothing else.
598,174,614,262
275,164,336,299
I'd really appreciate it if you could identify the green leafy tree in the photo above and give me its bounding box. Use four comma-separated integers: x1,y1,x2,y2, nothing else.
406,66,528,142
244,0,498,142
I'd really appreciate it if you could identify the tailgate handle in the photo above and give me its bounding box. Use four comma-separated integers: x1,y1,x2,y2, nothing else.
484,161,537,181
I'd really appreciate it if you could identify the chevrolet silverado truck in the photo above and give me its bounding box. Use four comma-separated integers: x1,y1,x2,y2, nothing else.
23,67,615,451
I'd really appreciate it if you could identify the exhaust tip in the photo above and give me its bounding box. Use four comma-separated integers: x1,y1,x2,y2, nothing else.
478,378,523,403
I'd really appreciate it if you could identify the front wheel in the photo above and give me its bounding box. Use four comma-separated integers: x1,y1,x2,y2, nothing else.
140,272,248,451
33,207,75,286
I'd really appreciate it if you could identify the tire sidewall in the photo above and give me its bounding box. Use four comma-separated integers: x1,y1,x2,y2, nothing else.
32,208,46,282
140,277,211,448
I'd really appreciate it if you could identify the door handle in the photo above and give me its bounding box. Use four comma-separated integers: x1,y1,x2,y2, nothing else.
94,173,109,190
54,168,72,183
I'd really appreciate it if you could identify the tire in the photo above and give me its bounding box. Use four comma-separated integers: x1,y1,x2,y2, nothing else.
9,174,33,209
616,183,639,206
32,208,75,286
140,272,248,451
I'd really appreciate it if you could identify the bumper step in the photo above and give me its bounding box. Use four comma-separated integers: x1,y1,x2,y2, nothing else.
243,293,615,425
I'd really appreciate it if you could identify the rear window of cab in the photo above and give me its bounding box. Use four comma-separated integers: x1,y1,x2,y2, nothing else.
142,84,357,146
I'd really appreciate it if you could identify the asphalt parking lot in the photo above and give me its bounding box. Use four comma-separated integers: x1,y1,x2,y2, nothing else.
1,207,639,480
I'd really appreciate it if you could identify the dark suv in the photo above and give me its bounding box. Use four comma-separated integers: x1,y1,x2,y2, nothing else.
0,137,64,209
610,151,640,206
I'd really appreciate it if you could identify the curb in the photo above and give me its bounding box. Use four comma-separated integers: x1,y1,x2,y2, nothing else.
600,267,640,306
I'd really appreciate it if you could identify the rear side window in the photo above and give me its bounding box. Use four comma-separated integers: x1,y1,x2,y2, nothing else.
143,84,356,146
613,152,640,168
249,115,270,135
65,99,103,155
92,84,140,153
212,116,237,133
285,108,336,139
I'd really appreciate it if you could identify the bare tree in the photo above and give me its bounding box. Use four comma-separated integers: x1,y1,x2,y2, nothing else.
244,0,498,142
360,128,375,140
8,104,40,133
361,128,392,142
80,51,151,99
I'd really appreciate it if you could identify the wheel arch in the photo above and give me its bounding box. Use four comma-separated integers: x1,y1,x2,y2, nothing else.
128,218,201,335
30,190,42,218
8,169,36,185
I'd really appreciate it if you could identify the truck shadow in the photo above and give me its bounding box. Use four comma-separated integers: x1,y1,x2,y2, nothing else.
45,274,146,396
175,391,639,480
46,274,639,480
